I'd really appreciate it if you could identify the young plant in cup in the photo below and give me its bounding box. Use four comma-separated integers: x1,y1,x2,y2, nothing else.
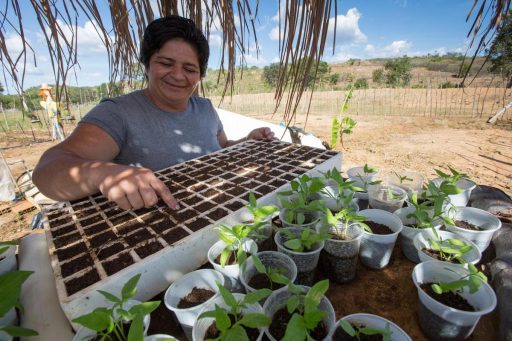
320,207,366,283
72,274,160,341
248,254,292,291
367,184,407,213
278,175,326,228
275,227,328,285
215,223,255,267
281,227,329,253
0,270,38,339
196,283,271,341
348,165,382,210
265,280,335,341
321,168,362,212
395,188,447,263
208,223,259,291
246,192,279,250
431,263,488,296
412,261,496,341
433,167,476,207
337,319,392,341
422,228,476,264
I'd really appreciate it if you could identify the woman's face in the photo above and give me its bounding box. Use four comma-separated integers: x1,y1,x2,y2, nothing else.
145,38,201,111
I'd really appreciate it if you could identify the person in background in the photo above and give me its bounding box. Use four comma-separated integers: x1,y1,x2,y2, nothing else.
38,83,65,142
33,15,275,211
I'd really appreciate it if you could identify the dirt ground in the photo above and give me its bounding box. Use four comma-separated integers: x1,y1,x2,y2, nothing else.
1,115,511,242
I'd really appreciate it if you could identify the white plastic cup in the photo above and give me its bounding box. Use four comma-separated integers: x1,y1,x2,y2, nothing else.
164,269,225,341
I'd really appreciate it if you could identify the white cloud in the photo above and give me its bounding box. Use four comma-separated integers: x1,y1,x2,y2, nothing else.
324,50,358,63
241,53,267,66
365,40,412,58
327,8,367,45
269,26,281,41
208,34,222,48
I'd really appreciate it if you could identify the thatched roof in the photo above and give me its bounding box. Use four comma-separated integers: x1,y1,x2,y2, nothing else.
0,0,509,125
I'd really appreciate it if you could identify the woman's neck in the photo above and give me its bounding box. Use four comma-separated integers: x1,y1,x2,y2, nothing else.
143,89,187,112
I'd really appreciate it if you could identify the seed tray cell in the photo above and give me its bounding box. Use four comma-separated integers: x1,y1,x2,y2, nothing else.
42,139,341,329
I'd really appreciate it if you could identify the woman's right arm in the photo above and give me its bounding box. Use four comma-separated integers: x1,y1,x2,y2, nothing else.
32,123,178,210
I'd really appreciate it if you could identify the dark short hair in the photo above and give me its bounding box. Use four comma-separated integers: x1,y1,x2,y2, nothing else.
139,15,209,77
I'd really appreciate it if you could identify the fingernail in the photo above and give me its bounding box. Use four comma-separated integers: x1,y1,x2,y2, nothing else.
173,203,180,210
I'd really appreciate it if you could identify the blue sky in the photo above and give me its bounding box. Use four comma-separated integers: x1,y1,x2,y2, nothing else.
3,0,478,92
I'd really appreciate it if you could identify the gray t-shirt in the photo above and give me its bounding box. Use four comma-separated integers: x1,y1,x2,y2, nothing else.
80,90,223,171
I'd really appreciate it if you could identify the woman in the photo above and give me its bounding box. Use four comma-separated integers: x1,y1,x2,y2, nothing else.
32,16,274,210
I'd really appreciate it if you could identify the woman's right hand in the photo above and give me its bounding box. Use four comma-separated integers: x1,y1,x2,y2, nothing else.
96,164,179,211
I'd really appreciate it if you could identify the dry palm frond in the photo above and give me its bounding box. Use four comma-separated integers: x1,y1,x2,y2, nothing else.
462,0,511,85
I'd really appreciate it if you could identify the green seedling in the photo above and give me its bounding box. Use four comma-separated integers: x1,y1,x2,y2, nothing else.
250,255,291,290
278,174,326,204
0,240,18,257
393,171,413,184
434,166,471,196
353,164,382,192
330,85,355,150
281,227,329,253
323,207,369,239
198,282,271,341
427,228,474,264
339,319,392,341
431,263,488,295
281,280,330,341
278,174,327,225
405,191,438,229
0,271,38,338
247,192,278,224
72,274,160,341
215,223,256,267
322,168,363,210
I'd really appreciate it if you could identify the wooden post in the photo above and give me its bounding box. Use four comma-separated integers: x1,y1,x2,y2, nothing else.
1,102,8,129
16,121,25,135
30,125,36,142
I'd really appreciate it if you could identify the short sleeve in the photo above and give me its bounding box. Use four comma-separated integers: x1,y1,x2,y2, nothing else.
79,99,126,149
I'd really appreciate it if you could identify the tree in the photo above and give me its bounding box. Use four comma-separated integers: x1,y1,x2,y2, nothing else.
487,11,512,88
262,63,280,87
262,60,330,88
372,69,385,85
384,56,412,87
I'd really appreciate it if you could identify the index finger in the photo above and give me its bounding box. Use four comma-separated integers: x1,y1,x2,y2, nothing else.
150,179,179,210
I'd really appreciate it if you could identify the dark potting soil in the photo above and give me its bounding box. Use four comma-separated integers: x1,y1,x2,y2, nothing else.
102,252,134,276
205,314,261,341
420,248,459,263
420,283,475,311
211,193,234,204
207,208,229,221
248,273,285,291
272,216,284,229
365,220,393,235
64,269,100,296
177,287,215,309
60,254,94,277
55,242,87,262
185,217,212,232
162,227,190,245
269,307,328,341
135,241,163,259
332,323,384,340
455,220,483,231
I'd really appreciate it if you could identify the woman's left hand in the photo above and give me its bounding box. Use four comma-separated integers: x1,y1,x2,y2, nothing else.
247,127,276,141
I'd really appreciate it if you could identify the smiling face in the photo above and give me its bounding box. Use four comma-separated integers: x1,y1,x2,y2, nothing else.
145,38,201,112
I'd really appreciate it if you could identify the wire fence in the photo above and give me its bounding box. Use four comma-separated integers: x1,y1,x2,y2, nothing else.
0,77,511,146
